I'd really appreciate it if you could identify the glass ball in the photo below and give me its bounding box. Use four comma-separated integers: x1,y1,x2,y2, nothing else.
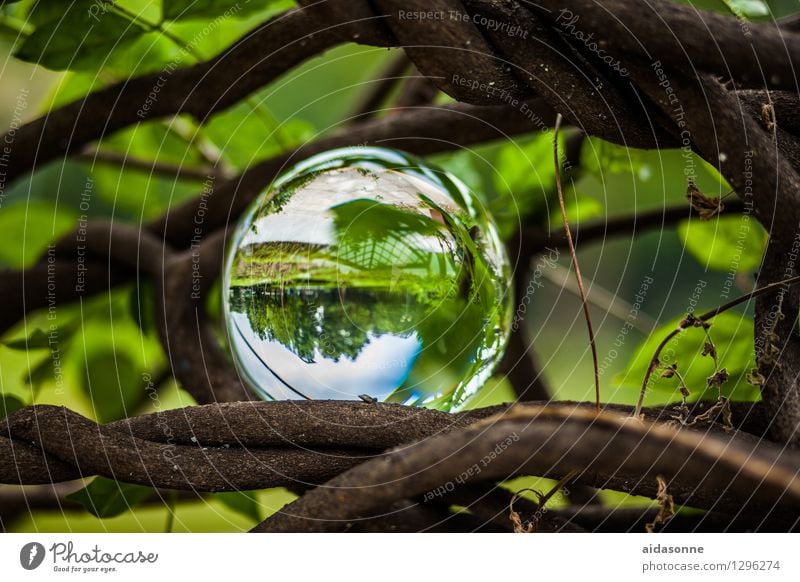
222,147,511,411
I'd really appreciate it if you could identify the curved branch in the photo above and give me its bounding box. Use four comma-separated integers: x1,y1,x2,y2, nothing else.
113,401,505,448
110,399,772,448
373,0,529,105
1,406,366,491
254,405,800,531
76,148,225,182
155,231,251,404
0,400,775,490
0,7,391,186
465,0,678,149
534,0,800,91
629,68,800,444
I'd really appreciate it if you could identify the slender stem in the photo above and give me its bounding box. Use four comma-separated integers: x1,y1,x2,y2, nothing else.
348,53,411,120
538,469,578,510
165,117,231,174
164,490,177,533
633,274,800,417
77,147,219,182
553,114,601,411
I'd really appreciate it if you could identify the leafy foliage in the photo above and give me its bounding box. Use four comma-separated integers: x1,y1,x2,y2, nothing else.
678,215,767,273
16,3,148,70
1,0,797,533
162,0,275,21
0,394,24,420
3,328,52,350
81,350,145,423
0,202,78,268
214,491,263,522
491,131,565,237
721,0,770,18
618,313,759,402
67,477,155,518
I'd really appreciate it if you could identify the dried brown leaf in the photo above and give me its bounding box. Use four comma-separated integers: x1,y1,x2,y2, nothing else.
645,476,675,533
686,180,724,220
707,367,729,387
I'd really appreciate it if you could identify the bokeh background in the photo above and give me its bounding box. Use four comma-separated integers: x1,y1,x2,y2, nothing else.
1,0,798,531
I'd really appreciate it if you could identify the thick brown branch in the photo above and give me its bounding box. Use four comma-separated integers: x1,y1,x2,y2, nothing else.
534,0,800,91
1,406,366,491
0,401,774,493
155,231,251,404
254,404,800,531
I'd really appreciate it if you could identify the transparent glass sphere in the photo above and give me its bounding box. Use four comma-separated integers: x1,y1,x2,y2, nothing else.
222,147,511,411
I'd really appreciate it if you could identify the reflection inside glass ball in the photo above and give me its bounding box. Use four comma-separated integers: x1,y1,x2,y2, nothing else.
222,147,511,411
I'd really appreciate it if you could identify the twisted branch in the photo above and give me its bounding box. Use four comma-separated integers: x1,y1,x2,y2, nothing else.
2,0,800,533
254,404,800,531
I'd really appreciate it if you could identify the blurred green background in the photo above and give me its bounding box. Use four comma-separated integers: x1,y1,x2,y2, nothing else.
1,0,797,531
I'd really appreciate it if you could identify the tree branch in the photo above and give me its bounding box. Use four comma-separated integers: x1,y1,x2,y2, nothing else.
253,404,800,531
0,6,392,187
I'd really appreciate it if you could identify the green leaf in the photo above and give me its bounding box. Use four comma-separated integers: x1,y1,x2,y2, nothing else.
0,16,28,41
581,136,654,179
24,0,92,27
25,355,57,392
0,395,24,420
162,0,274,21
435,150,484,195
89,122,206,219
493,132,562,203
44,71,107,109
90,29,183,77
66,477,155,518
215,490,262,522
678,215,767,273
3,328,52,351
81,351,144,422
549,190,603,226
0,201,78,268
490,131,563,236
15,5,147,70
203,105,314,170
721,0,770,18
617,312,759,401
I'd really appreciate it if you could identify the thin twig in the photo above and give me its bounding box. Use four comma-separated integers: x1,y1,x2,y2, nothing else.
165,117,234,177
348,52,412,119
634,274,800,417
553,114,601,411
392,72,440,109
77,147,220,182
523,199,745,254
164,490,177,533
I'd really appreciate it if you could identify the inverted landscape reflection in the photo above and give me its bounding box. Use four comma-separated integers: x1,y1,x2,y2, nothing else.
223,147,511,411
